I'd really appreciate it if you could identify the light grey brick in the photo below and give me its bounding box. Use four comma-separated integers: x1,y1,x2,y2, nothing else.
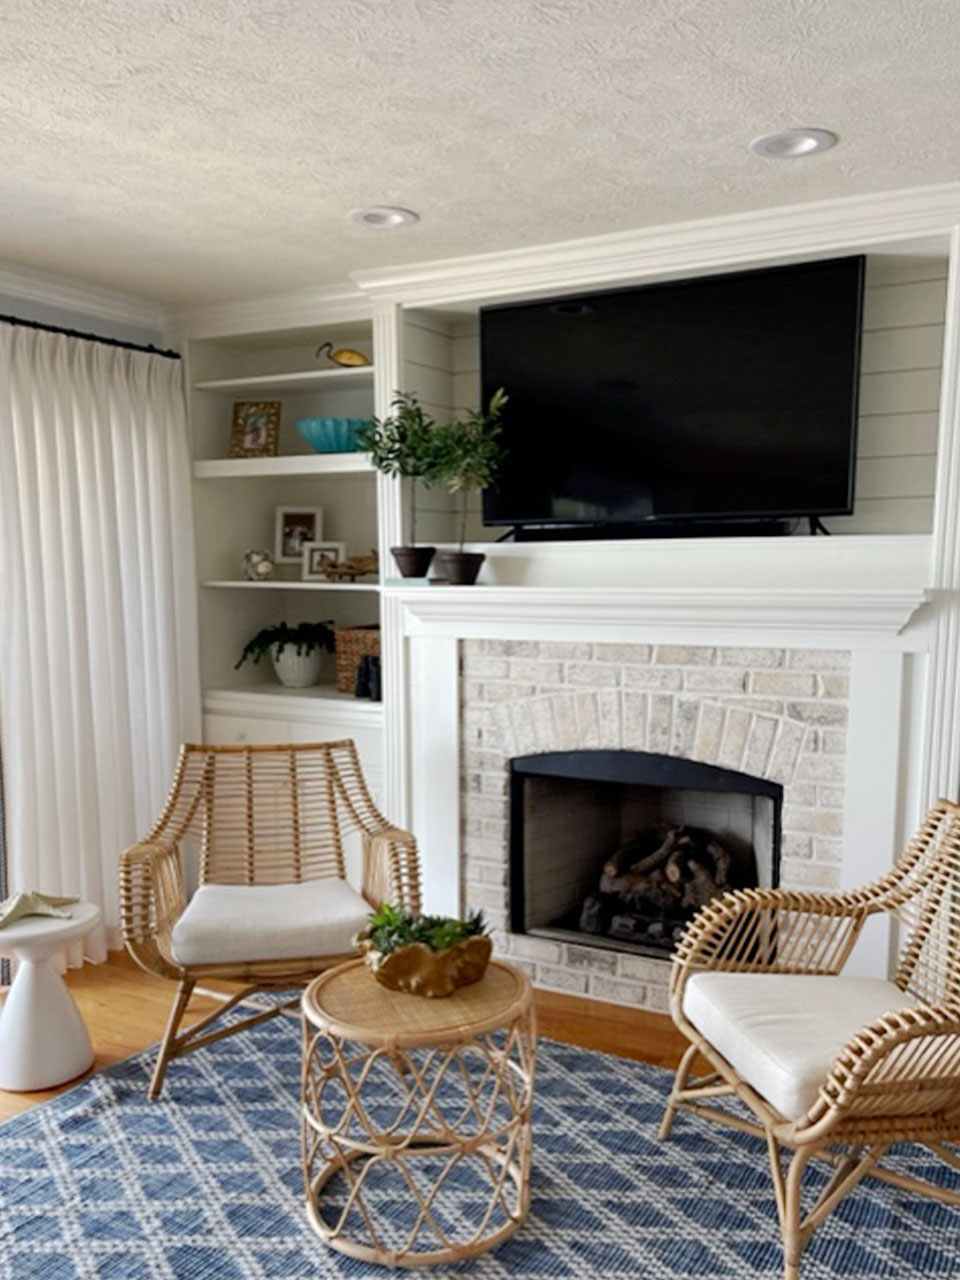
550,695,579,750
719,647,784,668
531,697,556,750
647,694,673,753
813,837,844,864
490,930,510,957
476,862,509,886
508,659,564,684
781,806,844,836
505,957,536,979
511,701,539,754
684,668,748,694
490,705,516,756
672,698,699,757
565,662,621,687
592,643,652,664
821,730,848,755
483,682,536,703
500,641,540,657
786,701,848,727
781,834,813,861
645,985,670,1013
818,785,845,807
618,954,670,983
464,836,504,862
623,692,648,749
464,883,504,909
464,657,509,679
480,818,508,841
796,755,846,782
472,796,507,820
622,666,683,691
784,782,817,807
818,674,850,698
717,707,751,770
654,645,716,665
565,944,618,973
743,715,777,777
693,702,725,763
480,772,508,797
766,720,807,784
590,975,649,1007
510,935,563,964
784,864,843,891
597,690,622,748
540,642,593,660
751,671,817,696
536,965,589,995
575,693,600,748
721,697,785,716
787,649,851,671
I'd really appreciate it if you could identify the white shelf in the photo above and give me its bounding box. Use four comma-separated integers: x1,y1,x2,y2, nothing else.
204,684,384,723
202,580,380,592
193,367,374,395
193,454,375,479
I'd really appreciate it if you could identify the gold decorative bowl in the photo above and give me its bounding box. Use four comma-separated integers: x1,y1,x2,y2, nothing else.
357,934,493,998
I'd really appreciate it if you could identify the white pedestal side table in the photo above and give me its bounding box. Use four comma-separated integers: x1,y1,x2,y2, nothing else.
0,901,101,1091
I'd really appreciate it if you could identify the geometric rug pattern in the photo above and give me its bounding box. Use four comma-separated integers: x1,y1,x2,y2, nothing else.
2,1010,960,1278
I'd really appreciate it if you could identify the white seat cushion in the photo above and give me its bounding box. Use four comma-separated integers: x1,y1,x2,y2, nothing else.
170,879,371,967
683,972,918,1121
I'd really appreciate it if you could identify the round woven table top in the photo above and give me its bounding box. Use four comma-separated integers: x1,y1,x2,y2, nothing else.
302,958,532,1049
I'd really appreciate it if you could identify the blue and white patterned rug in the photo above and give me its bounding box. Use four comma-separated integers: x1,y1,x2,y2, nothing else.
2,1009,959,1279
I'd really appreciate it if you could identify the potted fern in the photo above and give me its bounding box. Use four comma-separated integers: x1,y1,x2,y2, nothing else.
354,904,491,997
235,620,334,688
357,392,439,577
431,388,507,585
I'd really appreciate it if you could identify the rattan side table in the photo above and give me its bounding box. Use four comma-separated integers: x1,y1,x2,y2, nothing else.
301,958,536,1268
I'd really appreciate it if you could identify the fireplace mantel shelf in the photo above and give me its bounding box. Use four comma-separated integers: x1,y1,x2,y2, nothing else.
387,584,929,637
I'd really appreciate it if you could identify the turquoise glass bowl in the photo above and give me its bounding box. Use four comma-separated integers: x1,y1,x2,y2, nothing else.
296,417,368,453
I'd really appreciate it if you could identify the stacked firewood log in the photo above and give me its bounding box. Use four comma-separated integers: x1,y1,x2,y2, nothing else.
580,824,733,946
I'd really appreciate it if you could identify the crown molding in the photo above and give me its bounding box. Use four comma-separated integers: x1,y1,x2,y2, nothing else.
351,183,960,307
0,259,167,333
175,281,371,340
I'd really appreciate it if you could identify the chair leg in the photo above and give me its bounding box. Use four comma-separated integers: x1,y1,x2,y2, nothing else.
782,1146,811,1280
149,978,195,1101
658,1042,698,1140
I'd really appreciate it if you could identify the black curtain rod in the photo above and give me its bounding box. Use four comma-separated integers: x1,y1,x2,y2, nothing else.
0,312,180,360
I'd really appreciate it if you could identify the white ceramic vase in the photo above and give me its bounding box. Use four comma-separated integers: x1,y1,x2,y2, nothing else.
271,644,322,688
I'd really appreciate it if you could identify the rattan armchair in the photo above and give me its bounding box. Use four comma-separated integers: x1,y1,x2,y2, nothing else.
659,799,960,1280
119,740,420,1099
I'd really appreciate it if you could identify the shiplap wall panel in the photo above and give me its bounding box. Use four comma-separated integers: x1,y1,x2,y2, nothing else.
442,255,949,539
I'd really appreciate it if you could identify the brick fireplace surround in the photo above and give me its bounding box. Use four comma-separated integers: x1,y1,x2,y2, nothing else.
461,640,850,1013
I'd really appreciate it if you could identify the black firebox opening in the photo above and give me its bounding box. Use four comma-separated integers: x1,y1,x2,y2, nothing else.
509,750,782,959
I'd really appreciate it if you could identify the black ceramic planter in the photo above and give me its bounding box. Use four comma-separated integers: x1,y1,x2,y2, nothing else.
391,545,436,577
435,551,485,585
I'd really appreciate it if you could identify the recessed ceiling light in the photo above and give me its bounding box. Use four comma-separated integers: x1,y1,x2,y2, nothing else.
749,128,838,159
350,205,420,229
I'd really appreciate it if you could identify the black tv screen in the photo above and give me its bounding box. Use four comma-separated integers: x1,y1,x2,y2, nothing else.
481,256,865,531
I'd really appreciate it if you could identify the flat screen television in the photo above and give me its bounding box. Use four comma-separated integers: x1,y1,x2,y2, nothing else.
480,255,865,535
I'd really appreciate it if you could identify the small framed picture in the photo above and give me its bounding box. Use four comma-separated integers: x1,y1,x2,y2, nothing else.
230,401,281,457
275,507,324,563
302,541,347,581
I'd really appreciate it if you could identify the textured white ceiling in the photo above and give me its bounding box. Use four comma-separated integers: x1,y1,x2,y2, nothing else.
2,0,959,308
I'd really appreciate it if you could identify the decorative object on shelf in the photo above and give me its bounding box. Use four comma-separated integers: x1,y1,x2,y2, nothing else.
357,392,439,577
334,623,380,693
241,548,276,581
235,620,334,688
354,904,491,997
301,541,347,581
312,548,378,582
275,506,323,564
296,417,368,454
315,341,371,368
230,401,281,458
353,654,382,700
431,388,508,586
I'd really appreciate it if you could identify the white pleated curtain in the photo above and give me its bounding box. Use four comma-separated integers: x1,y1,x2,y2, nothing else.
0,324,201,963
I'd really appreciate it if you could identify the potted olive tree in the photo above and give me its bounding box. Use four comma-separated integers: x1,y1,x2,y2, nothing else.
431,388,507,585
235,620,334,688
357,392,439,577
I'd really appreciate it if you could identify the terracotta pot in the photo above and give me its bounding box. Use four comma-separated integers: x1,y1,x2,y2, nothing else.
357,934,493,998
391,545,436,577
434,551,485,586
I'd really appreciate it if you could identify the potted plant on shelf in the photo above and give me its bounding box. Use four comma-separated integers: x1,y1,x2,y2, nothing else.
357,392,440,577
235,620,334,688
354,904,491,997
431,388,508,586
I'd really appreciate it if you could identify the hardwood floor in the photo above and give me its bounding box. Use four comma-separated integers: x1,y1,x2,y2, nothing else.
0,951,689,1122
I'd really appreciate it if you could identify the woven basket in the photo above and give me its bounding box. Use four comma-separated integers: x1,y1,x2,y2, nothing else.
335,624,381,693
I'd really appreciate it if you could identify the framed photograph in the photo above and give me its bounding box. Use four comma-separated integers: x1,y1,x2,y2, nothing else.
302,541,347,581
230,401,281,458
275,507,324,563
